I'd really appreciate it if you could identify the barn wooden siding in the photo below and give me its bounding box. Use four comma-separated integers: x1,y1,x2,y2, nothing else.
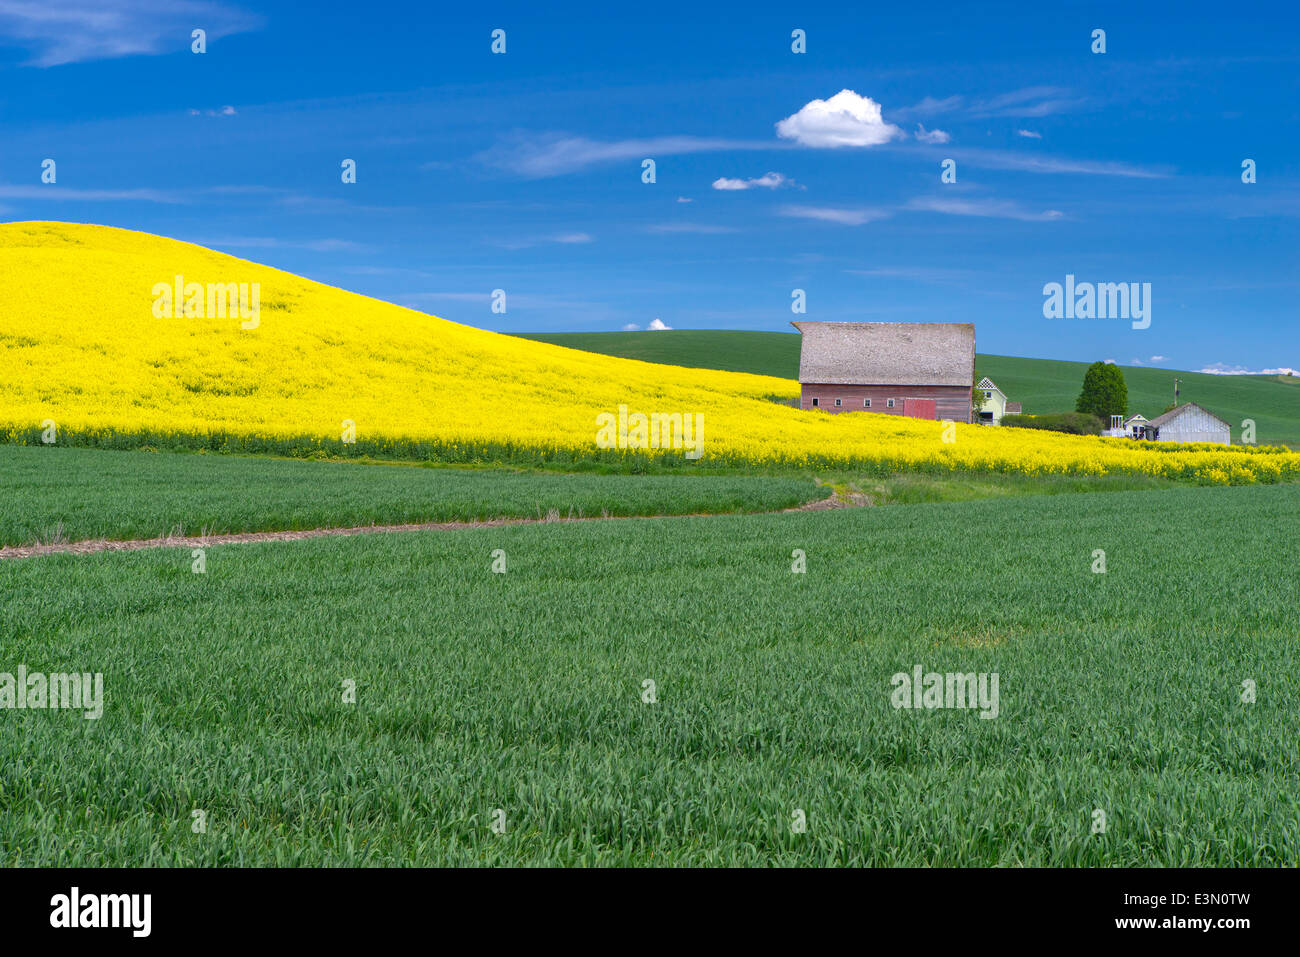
799,383,970,422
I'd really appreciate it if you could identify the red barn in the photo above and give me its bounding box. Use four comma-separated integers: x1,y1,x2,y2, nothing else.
790,321,975,423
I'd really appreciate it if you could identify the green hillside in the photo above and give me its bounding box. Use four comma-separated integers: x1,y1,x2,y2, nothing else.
517,331,1300,448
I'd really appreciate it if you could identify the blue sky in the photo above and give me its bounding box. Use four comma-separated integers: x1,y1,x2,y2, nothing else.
3,0,1297,373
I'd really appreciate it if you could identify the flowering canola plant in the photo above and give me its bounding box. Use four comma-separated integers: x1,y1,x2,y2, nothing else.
2,222,1297,485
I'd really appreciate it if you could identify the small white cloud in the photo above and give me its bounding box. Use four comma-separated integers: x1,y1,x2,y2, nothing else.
647,318,672,331
1131,358,1144,366
622,323,641,331
712,171,795,191
776,89,903,148
1017,129,1042,139
1103,358,1117,365
550,232,592,244
675,196,693,203
778,205,890,226
1150,355,1167,362
914,124,950,144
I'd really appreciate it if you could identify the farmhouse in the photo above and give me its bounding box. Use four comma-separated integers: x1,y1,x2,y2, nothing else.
1141,402,1231,445
1104,413,1149,439
975,377,1022,425
791,321,976,422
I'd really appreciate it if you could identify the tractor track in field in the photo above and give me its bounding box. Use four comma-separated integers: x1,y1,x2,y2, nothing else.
0,491,871,561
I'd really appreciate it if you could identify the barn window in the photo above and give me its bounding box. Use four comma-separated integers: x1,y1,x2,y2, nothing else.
834,398,842,407
887,399,895,409
863,399,871,408
984,391,992,399
811,397,819,407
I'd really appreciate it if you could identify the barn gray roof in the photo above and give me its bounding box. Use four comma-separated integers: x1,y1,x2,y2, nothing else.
790,321,975,386
1143,402,1230,430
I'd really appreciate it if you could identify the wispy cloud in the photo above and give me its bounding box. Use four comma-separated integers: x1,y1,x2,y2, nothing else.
893,87,1084,122
0,0,262,67
890,95,964,121
776,90,903,148
950,148,1167,178
970,86,1085,118
196,236,369,252
0,184,183,202
906,196,1064,221
480,133,778,178
494,232,595,249
1016,129,1042,139
846,266,980,285
778,205,891,226
189,105,238,117
644,222,738,234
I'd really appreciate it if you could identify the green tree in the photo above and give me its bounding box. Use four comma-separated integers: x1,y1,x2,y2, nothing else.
971,371,986,420
1075,361,1128,421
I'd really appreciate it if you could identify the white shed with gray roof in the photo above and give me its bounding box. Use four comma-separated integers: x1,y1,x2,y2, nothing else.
1142,402,1231,444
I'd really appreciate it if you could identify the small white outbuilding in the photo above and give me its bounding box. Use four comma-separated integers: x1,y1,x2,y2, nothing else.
1142,402,1231,445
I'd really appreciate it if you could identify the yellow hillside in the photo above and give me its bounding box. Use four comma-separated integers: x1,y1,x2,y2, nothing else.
1,222,1296,483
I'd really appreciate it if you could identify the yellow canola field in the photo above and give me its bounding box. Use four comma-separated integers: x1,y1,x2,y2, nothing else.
2,222,1296,484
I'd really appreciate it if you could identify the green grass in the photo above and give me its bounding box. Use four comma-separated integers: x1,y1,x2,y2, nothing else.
518,330,803,379
517,330,1300,447
2,484,1295,865
0,445,825,547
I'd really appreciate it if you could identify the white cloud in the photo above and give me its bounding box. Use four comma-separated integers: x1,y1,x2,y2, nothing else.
712,172,795,191
1200,363,1300,376
906,196,1064,221
1131,358,1144,366
1016,129,1042,139
647,318,672,330
778,205,890,226
775,90,903,148
0,0,262,67
1103,358,1117,365
190,105,237,117
914,124,950,144
622,323,641,331
675,196,693,203
1150,355,1168,362
551,232,592,244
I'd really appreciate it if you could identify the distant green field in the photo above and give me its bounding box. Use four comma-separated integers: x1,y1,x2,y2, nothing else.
0,446,824,547
518,331,1300,447
2,484,1296,865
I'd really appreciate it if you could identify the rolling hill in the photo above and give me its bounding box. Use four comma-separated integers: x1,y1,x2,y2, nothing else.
2,222,1296,483
518,331,1300,448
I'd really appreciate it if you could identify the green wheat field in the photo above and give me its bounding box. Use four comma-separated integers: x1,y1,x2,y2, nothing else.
2,448,1295,865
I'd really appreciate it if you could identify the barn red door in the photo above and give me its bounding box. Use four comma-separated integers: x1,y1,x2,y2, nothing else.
902,398,937,420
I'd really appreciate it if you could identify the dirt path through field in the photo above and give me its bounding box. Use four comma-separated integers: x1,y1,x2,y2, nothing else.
0,490,871,561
